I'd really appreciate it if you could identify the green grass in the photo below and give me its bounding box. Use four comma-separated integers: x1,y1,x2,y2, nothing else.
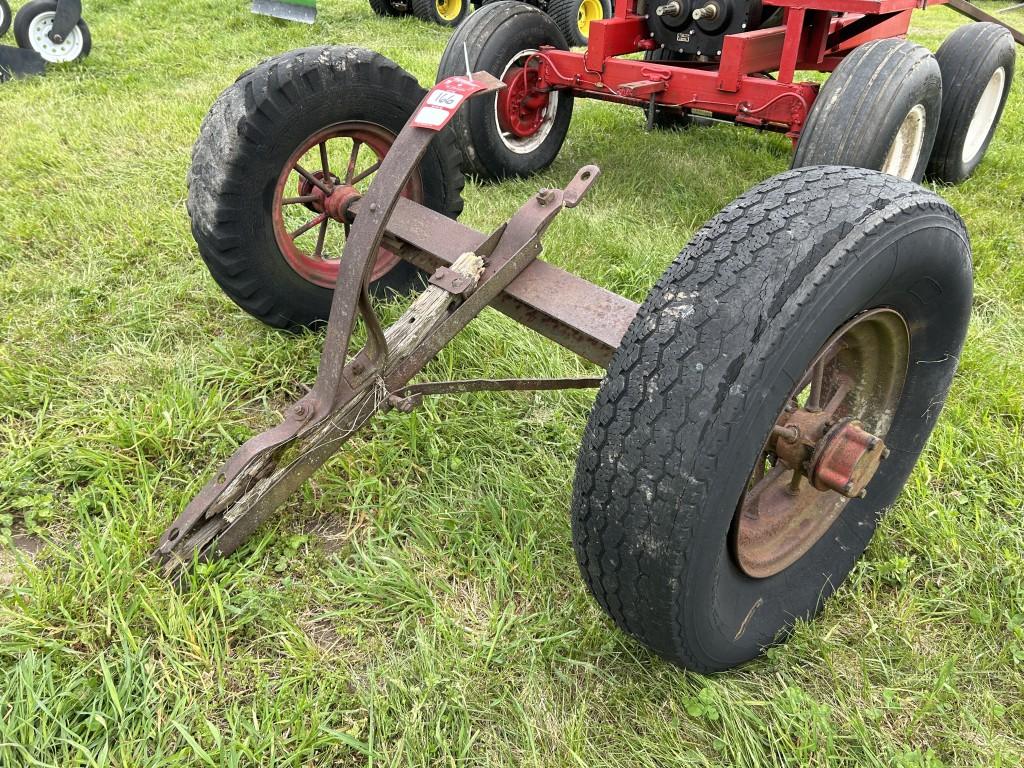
1,1,1023,765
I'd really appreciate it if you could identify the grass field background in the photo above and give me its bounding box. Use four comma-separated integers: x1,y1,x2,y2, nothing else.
1,1,1022,765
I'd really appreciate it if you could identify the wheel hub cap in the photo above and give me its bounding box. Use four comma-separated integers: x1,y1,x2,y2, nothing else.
497,65,551,139
732,308,909,578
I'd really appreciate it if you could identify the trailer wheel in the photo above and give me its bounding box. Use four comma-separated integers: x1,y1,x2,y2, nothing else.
411,0,469,26
927,23,1015,184
437,1,574,180
14,0,90,63
187,46,465,331
0,0,11,39
548,0,611,46
572,166,972,672
368,0,410,16
792,40,941,182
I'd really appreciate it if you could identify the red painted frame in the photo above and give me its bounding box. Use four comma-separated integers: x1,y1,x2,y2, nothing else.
529,0,948,137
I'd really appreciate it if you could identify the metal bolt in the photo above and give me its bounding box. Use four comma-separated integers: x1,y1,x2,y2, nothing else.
293,403,308,418
858,489,868,499
881,447,891,459
656,0,682,16
351,362,365,375
368,203,377,213
537,188,556,205
842,481,854,496
867,437,879,451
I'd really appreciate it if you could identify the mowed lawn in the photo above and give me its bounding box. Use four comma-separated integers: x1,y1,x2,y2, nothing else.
1,0,1022,765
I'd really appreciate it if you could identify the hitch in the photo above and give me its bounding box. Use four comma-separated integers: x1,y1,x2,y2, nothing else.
153,74,604,578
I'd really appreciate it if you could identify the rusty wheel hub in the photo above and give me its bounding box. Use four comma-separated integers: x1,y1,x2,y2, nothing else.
733,309,909,578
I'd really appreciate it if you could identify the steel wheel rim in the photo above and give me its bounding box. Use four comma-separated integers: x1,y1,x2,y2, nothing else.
731,309,910,579
272,122,422,290
435,0,462,21
881,103,926,179
577,0,603,37
495,50,560,154
962,66,1005,164
27,12,84,62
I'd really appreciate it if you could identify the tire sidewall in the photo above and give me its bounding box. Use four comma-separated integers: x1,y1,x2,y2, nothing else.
931,28,1015,182
458,6,574,178
677,212,972,669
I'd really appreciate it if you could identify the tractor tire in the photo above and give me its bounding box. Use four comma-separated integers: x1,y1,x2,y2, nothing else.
572,166,972,672
792,40,941,182
0,0,11,39
927,22,1015,184
437,1,574,180
14,0,90,63
187,46,465,331
368,0,410,16
548,0,611,47
411,0,470,27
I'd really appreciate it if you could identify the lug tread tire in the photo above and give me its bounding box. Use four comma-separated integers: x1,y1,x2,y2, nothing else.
792,39,941,182
437,1,573,180
187,46,465,330
368,0,408,17
571,166,972,672
548,0,611,46
927,22,1016,183
411,0,469,26
14,0,91,62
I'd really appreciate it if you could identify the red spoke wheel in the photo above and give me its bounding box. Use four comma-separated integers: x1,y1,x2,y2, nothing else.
187,46,464,331
572,167,972,672
272,123,422,290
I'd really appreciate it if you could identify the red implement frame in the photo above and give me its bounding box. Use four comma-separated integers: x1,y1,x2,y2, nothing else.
525,0,1022,138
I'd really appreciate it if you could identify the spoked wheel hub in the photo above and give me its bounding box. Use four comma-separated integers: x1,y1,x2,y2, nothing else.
273,122,423,289
733,308,909,579
497,63,552,139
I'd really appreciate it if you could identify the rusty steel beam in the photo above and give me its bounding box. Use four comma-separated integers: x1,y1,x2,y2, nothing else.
368,196,640,367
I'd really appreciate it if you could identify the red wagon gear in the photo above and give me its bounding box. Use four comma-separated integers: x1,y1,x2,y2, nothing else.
440,0,1022,183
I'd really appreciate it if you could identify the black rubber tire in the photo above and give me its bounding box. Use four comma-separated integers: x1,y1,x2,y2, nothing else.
927,23,1016,184
548,0,611,46
411,0,470,26
187,46,465,331
14,0,91,62
571,165,972,672
437,1,574,180
368,0,410,16
0,0,12,40
792,40,941,182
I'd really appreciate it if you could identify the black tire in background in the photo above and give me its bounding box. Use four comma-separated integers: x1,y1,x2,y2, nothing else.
927,22,1016,184
368,0,410,16
792,40,941,182
411,0,470,27
572,166,972,672
14,0,91,63
187,46,465,331
642,49,694,130
548,0,611,47
0,0,11,39
437,1,574,180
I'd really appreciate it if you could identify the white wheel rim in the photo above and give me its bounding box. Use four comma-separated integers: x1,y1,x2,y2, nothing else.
881,103,927,179
27,11,84,63
495,50,560,154
962,66,1005,164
